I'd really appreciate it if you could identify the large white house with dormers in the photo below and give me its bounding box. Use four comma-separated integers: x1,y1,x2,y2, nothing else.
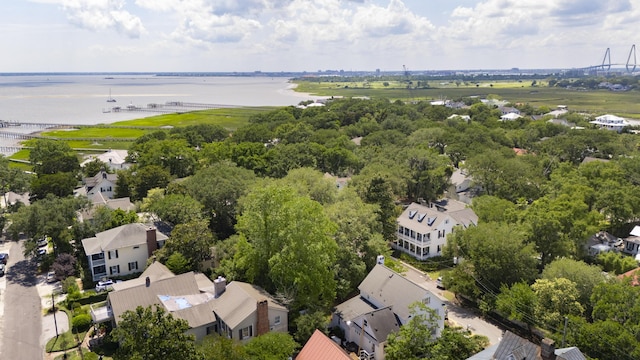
394,199,478,260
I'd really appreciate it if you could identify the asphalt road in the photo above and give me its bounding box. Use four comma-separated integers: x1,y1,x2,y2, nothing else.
1,240,44,360
398,260,504,345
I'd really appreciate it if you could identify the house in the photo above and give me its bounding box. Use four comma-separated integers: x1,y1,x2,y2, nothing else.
466,331,586,360
589,114,629,132
331,260,446,360
76,170,118,199
500,112,523,121
447,114,471,122
81,223,168,281
587,231,621,257
617,267,640,286
296,329,351,360
394,199,478,260
77,192,136,223
450,168,472,193
623,226,640,256
92,262,288,342
0,191,29,208
498,106,521,116
81,149,130,171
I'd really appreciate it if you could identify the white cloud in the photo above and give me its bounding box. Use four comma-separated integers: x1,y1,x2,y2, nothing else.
31,0,146,38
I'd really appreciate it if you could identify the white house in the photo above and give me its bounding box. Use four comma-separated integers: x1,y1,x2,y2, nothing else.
332,261,446,360
590,114,629,132
81,223,168,281
92,262,288,342
394,199,478,260
81,149,130,171
76,170,118,200
623,226,640,256
500,112,523,121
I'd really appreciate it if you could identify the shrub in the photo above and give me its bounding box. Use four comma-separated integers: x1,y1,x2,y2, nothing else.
72,314,92,331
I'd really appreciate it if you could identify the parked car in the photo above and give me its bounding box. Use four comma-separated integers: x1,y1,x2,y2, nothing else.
0,263,5,276
95,279,115,292
46,271,57,283
37,237,48,248
436,276,445,290
36,248,47,257
0,253,8,265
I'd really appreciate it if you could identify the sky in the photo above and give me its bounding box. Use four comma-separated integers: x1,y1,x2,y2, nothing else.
1,0,639,72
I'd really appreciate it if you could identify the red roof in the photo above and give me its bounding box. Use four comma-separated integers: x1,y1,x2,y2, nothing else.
618,267,640,286
296,329,351,360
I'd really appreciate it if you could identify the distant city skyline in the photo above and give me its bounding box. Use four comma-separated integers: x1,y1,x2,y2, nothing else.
2,0,638,72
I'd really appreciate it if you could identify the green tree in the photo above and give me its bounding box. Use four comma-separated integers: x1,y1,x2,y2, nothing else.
294,311,329,344
82,158,109,177
158,220,214,272
184,162,257,239
496,282,538,333
363,175,399,242
243,332,299,360
385,302,441,360
29,139,79,175
30,172,78,200
0,155,29,206
596,251,638,275
541,258,607,306
144,192,203,226
131,165,172,201
590,279,640,327
236,184,338,310
165,252,190,275
428,326,489,360
111,305,201,360
197,334,247,360
532,278,584,329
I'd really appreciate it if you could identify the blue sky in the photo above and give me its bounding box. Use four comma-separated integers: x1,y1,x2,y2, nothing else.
1,0,638,72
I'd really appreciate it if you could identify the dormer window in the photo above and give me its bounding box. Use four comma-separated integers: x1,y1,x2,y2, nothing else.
417,213,426,222
409,210,417,219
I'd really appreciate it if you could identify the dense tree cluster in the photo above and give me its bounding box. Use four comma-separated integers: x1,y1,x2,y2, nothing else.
7,93,640,359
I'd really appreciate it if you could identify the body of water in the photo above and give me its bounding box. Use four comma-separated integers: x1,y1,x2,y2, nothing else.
0,74,320,125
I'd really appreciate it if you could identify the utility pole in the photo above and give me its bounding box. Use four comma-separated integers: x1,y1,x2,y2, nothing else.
561,316,568,347
52,292,59,337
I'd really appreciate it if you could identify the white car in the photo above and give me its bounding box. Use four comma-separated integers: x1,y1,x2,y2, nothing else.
95,279,115,292
46,271,57,283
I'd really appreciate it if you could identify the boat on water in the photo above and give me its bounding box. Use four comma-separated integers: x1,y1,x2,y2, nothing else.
107,89,117,103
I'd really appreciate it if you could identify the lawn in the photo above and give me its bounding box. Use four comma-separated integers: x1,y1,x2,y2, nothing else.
110,106,270,129
41,127,147,139
293,79,640,115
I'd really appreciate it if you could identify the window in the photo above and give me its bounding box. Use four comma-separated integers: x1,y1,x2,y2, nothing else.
239,326,253,340
423,297,431,305
426,233,431,240
93,265,106,275
107,250,119,259
437,245,441,253
110,265,120,275
404,228,409,236
423,247,430,256
410,230,415,239
91,253,104,261
274,316,281,325
398,226,404,234
417,233,422,241
128,261,138,271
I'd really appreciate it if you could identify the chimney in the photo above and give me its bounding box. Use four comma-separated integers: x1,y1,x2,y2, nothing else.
145,276,150,287
540,338,556,360
213,276,227,298
146,227,158,257
256,300,269,336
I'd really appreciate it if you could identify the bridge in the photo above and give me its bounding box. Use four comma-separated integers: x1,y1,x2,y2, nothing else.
578,45,637,73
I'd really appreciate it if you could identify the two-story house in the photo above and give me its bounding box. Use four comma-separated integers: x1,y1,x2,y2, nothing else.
81,223,168,281
331,259,446,360
91,262,288,342
394,199,478,260
77,170,118,200
81,149,130,171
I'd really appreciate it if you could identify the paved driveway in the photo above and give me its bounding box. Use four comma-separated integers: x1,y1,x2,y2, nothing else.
398,260,504,345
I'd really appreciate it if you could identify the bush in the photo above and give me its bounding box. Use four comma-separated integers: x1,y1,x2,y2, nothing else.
72,313,92,331
62,276,79,294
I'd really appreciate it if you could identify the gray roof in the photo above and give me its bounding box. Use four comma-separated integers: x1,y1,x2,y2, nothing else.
357,307,400,343
556,347,586,360
81,223,168,255
334,295,377,322
358,264,434,322
397,201,477,233
108,271,217,329
210,281,287,329
84,170,117,189
466,343,500,360
111,262,174,291
492,331,539,360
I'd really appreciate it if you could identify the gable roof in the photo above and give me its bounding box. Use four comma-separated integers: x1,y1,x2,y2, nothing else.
81,149,129,167
112,262,175,291
84,170,118,189
297,329,351,360
492,331,540,360
81,223,168,255
357,307,401,343
555,347,586,360
358,264,431,322
210,281,288,329
108,271,217,329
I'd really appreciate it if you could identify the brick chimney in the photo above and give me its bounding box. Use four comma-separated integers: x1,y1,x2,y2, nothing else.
146,227,158,257
540,338,556,360
213,276,226,298
256,300,269,336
